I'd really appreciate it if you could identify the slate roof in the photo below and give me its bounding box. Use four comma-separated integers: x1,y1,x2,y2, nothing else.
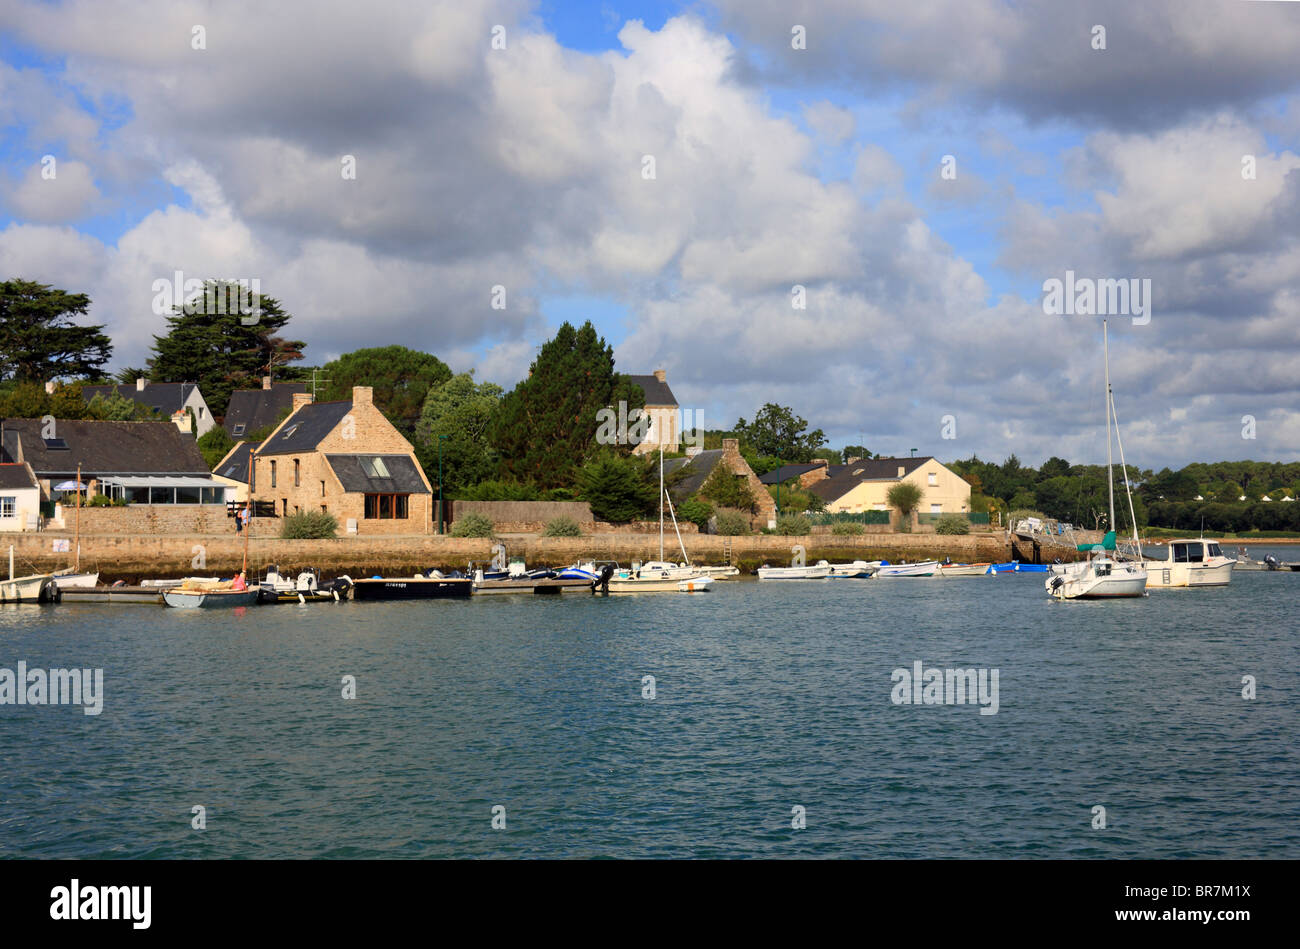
326,454,430,494
81,382,201,416
256,401,353,456
662,449,724,501
758,463,824,485
213,442,253,483
0,419,209,475
808,456,932,503
0,462,38,490
224,383,306,438
626,374,677,407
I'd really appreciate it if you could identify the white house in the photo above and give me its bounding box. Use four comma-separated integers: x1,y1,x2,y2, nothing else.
0,462,42,532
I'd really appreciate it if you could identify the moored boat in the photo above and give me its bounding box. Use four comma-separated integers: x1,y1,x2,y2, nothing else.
1141,539,1234,588
350,572,473,600
163,585,260,608
876,560,939,577
937,562,991,576
826,560,878,578
0,546,60,602
255,566,353,603
757,560,832,580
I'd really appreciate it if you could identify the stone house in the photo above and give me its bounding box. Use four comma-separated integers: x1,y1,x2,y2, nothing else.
81,379,216,437
628,369,680,456
247,386,432,534
663,438,777,528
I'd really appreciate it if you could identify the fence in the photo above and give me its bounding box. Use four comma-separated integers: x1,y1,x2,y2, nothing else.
226,500,278,518
808,511,892,525
916,512,990,526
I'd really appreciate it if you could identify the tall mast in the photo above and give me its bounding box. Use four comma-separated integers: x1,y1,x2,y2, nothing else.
658,445,664,563
243,449,254,576
1103,320,1115,534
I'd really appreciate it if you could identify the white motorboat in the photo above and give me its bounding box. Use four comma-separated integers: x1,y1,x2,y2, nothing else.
937,562,991,576
876,560,939,577
54,570,100,588
826,560,878,578
757,560,832,580
694,564,741,579
1046,320,1146,600
1141,539,1235,588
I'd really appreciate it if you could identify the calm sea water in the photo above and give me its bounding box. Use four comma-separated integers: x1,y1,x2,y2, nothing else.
1,549,1297,859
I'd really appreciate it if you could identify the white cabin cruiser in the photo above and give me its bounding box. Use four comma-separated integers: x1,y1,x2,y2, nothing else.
757,560,832,580
1141,539,1234,587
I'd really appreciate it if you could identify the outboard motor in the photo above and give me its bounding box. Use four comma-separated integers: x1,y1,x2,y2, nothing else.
1265,554,1280,570
592,563,615,593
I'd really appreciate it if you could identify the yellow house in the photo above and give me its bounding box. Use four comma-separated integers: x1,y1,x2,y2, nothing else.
808,456,971,515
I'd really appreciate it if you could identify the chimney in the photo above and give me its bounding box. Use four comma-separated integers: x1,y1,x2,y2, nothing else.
292,392,313,411
653,369,666,383
846,456,861,465
352,386,373,407
722,437,739,458
262,376,272,390
811,458,827,467
897,466,905,478
136,378,146,392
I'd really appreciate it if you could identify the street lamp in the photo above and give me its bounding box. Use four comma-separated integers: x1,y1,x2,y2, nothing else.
436,434,449,534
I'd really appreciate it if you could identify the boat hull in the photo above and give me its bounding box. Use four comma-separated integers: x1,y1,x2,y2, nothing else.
756,565,832,580
472,578,592,595
350,578,473,600
937,563,991,576
163,588,260,608
54,571,100,589
876,561,939,577
0,574,61,603
60,586,164,604
1046,562,1148,599
1142,560,1234,588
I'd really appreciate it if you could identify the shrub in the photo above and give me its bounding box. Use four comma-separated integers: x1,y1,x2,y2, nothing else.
677,497,714,530
280,510,338,539
542,516,582,537
775,513,811,535
450,512,495,537
577,453,658,522
935,514,970,535
700,462,755,511
831,521,865,535
714,509,750,535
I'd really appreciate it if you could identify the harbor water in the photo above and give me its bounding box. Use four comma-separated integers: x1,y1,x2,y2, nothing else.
1,553,1296,859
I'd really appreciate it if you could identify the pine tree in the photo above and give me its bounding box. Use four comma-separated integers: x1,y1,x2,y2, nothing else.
0,279,112,381
490,322,644,489
577,452,659,522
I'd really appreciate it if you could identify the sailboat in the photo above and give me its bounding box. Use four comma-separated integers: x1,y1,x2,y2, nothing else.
54,464,99,589
164,450,261,608
605,448,711,593
0,545,61,602
1046,320,1148,600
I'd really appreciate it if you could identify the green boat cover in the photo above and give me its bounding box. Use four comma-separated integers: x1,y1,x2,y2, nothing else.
1077,530,1116,552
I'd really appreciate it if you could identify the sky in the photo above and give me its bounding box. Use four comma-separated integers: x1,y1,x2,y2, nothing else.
1,0,1299,469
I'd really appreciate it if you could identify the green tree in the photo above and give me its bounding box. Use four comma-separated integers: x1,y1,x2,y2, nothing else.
886,481,924,531
1040,456,1071,480
735,403,826,462
197,426,236,469
414,372,503,493
577,452,659,522
319,346,451,432
491,322,643,489
146,280,303,416
0,380,98,419
85,390,153,421
700,461,755,511
842,445,875,460
0,279,112,381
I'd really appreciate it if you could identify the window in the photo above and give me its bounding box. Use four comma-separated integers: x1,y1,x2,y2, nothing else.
930,503,942,514
364,493,409,519
321,480,326,497
270,460,277,488
361,456,391,478
43,438,69,450
928,472,938,486
294,459,300,487
1207,543,1222,558
0,496,14,518
232,424,246,436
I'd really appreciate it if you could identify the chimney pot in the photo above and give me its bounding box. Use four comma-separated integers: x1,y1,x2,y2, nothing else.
136,378,146,392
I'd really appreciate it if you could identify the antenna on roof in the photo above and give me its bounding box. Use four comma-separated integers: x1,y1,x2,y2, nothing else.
310,368,331,400
910,448,917,457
